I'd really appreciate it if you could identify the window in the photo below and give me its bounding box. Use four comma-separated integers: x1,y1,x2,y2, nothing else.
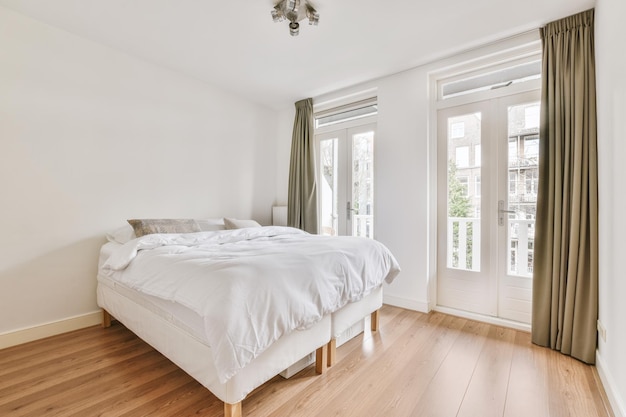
475,176,481,196
509,172,517,194
524,105,540,129
525,170,538,195
509,139,518,165
456,146,470,168
451,122,465,138
524,137,539,162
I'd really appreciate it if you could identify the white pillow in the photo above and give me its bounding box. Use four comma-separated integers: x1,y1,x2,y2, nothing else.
105,224,136,244
197,218,227,231
224,218,262,229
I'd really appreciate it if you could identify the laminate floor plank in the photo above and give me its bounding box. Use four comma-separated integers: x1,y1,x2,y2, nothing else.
263,308,430,417
547,347,606,417
341,313,467,417
410,319,493,417
26,356,180,417
0,306,613,417
307,312,446,417
68,369,192,417
0,337,149,402
1,350,163,416
0,325,124,366
502,331,550,417
456,325,517,417
0,326,133,377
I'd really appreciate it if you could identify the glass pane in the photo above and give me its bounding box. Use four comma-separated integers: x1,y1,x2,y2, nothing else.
351,131,374,238
320,138,338,236
506,102,540,277
447,113,481,271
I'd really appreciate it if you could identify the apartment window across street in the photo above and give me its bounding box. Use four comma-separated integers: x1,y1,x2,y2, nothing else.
451,121,465,138
455,146,470,168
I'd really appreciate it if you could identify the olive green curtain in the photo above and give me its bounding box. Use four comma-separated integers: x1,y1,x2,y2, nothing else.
531,9,598,364
287,98,318,234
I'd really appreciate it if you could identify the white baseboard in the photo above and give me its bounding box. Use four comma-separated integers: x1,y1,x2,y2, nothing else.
432,305,531,332
0,310,103,350
596,349,626,417
383,294,430,313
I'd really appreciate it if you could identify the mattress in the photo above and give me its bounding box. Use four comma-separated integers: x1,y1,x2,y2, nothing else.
98,241,209,345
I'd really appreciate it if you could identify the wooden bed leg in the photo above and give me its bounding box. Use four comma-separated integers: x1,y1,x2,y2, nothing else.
224,401,242,417
327,339,336,367
315,344,327,374
102,310,112,328
371,309,380,332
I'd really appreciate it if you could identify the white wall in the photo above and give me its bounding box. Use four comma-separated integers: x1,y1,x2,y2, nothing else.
596,0,626,415
275,108,294,207
0,6,278,342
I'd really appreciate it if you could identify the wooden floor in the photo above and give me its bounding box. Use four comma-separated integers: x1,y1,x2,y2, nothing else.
0,306,614,417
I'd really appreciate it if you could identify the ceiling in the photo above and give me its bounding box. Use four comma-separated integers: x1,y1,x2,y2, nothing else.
0,0,595,109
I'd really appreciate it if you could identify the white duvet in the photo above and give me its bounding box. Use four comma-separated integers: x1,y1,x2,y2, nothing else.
101,226,400,383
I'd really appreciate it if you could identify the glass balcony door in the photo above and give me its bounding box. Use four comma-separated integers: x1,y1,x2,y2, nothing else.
317,123,375,238
437,91,539,323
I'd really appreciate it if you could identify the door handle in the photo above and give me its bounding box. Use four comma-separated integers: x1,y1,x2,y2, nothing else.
498,200,515,226
346,201,356,220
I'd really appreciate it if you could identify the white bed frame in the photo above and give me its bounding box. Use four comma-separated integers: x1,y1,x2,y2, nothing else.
97,283,382,417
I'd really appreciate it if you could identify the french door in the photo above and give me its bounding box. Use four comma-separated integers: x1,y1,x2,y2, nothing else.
437,91,540,323
316,123,375,238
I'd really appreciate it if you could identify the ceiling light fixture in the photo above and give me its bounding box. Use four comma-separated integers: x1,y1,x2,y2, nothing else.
271,0,319,36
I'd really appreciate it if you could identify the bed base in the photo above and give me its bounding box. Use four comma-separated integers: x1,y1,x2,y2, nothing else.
326,310,380,367
325,286,383,367
99,283,382,417
101,309,327,417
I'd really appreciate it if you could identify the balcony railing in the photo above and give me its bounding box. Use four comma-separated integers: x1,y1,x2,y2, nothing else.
508,193,538,203
447,217,534,276
353,214,374,239
447,217,481,271
509,218,534,277
509,156,538,168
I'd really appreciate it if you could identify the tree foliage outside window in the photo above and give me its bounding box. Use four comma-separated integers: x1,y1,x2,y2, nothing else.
448,160,474,269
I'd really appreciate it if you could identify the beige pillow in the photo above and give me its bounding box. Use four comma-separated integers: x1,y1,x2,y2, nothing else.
223,218,262,230
128,218,223,237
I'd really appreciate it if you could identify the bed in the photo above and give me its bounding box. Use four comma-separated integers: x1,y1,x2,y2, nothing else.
97,219,400,417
